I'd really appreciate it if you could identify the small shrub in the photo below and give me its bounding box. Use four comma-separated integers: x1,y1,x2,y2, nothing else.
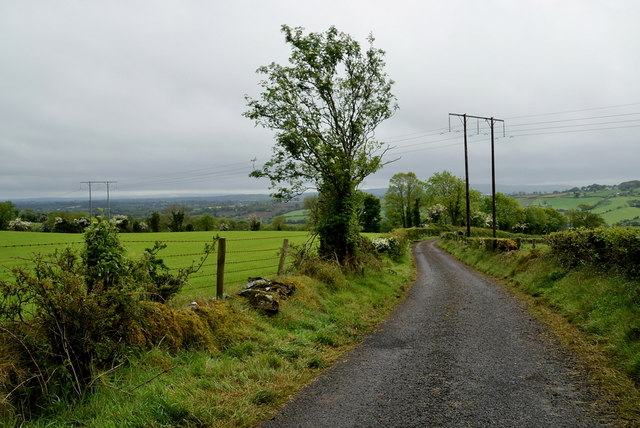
8,218,32,231
372,231,408,261
372,237,399,254
494,238,519,252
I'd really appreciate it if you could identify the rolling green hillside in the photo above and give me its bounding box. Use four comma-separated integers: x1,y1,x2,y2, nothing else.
515,181,640,226
283,209,309,224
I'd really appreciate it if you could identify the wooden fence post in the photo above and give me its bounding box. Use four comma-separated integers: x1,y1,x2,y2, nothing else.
216,238,226,299
277,239,289,275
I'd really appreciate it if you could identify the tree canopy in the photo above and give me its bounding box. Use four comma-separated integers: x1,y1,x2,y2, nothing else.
424,171,466,226
481,192,525,232
358,192,382,233
385,172,425,228
0,201,16,230
245,25,397,263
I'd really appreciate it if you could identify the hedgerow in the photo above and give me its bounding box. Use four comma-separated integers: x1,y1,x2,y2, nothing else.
440,231,521,253
546,227,640,278
0,218,214,419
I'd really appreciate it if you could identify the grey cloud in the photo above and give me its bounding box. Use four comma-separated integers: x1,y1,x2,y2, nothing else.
1,0,639,199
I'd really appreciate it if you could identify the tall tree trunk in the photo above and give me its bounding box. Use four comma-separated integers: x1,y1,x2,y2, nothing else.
317,183,358,265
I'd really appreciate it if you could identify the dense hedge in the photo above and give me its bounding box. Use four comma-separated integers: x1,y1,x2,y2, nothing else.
546,227,640,278
402,226,519,242
441,232,520,252
403,226,454,241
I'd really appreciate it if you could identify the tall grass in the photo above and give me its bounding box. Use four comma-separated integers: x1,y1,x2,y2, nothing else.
3,249,413,427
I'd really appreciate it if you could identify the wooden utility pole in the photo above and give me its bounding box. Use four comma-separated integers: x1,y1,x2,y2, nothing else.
489,118,498,238
449,114,504,237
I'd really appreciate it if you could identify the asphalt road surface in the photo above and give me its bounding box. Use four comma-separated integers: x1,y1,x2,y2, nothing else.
260,240,614,428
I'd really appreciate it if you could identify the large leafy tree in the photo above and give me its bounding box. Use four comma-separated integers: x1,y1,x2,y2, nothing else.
385,172,425,228
359,192,382,233
566,209,606,229
481,193,525,232
524,206,567,234
424,171,466,226
0,201,16,230
245,25,397,264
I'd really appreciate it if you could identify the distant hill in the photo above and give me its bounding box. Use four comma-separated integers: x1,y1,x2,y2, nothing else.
11,194,298,220
513,180,640,226
11,181,639,226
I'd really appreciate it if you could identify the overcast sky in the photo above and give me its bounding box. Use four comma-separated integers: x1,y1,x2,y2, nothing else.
1,0,639,200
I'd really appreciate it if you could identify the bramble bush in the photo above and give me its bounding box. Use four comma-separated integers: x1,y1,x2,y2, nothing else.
0,218,214,418
546,227,640,278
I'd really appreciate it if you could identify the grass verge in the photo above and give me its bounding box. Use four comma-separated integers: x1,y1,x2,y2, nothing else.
438,240,640,425
7,253,414,427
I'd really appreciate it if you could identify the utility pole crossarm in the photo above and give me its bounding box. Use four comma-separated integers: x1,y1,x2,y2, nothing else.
448,113,505,238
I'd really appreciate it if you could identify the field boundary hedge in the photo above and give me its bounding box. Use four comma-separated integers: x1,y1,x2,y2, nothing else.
546,227,640,278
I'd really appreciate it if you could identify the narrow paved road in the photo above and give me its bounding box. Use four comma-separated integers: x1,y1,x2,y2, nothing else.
261,240,614,428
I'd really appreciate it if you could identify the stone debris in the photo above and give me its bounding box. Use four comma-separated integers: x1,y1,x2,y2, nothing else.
238,277,296,314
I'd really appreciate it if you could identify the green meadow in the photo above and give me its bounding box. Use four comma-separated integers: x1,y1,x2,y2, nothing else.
282,209,309,223
517,194,640,225
0,231,311,300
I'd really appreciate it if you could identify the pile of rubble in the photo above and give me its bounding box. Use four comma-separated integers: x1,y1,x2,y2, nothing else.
238,277,296,314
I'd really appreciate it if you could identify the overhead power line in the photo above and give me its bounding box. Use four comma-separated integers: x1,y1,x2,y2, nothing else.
507,111,640,127
504,102,640,120
385,110,640,157
507,118,640,133
506,123,640,138
382,102,640,142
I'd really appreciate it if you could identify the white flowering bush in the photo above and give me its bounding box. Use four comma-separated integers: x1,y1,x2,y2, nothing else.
135,221,148,232
74,217,91,229
53,216,90,233
8,218,32,231
471,211,491,228
425,204,446,224
114,215,128,225
113,215,129,232
372,237,401,256
512,223,528,234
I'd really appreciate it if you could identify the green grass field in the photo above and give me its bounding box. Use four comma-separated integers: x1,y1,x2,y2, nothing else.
517,194,640,225
0,231,312,301
518,196,603,210
282,209,309,223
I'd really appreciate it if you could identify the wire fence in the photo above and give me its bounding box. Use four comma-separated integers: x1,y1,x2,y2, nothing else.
0,232,311,299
